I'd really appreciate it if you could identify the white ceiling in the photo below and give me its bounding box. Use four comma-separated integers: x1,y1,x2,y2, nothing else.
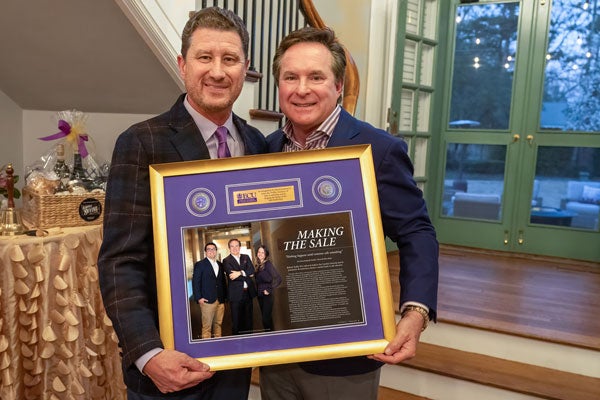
0,0,183,114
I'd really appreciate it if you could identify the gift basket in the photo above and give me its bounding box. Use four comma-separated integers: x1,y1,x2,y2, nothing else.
21,110,109,229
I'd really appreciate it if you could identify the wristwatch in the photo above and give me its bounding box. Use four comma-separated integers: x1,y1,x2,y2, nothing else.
401,305,429,331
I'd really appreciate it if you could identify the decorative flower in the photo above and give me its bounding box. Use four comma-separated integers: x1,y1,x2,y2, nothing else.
0,167,20,199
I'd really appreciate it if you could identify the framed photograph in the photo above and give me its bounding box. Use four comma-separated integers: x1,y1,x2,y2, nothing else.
149,144,396,370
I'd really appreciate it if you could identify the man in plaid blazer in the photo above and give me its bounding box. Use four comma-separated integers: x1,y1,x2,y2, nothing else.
98,7,267,400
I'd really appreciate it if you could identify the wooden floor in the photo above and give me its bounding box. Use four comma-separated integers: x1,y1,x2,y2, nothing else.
388,245,600,351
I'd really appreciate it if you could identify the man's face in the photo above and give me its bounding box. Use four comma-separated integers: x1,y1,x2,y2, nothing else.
205,245,217,260
229,240,241,256
277,42,343,140
178,28,249,125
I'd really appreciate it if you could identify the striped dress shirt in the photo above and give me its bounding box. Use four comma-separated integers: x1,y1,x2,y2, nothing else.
282,105,341,152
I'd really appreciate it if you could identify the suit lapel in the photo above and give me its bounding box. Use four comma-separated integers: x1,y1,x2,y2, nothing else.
166,95,211,161
228,254,241,270
327,108,361,148
169,124,210,161
268,131,287,152
233,115,256,155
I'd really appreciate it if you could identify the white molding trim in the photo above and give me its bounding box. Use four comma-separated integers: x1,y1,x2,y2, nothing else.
114,0,185,91
364,0,397,128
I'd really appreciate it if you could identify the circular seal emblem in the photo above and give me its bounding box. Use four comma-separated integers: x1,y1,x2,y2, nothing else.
312,176,342,205
78,198,103,222
186,188,216,217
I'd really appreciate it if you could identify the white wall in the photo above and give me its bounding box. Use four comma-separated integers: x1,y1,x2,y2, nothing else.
162,0,195,33
0,90,23,175
365,0,398,129
313,0,372,121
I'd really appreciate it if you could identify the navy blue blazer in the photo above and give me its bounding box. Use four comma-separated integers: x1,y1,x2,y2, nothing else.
192,258,227,304
222,253,257,300
98,94,267,395
267,108,439,375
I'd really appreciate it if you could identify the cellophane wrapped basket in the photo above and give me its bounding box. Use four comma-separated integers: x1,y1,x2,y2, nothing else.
22,110,108,229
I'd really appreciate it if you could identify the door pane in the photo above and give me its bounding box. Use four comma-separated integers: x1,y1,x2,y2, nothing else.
423,0,438,40
449,3,520,130
541,0,600,132
406,0,421,35
442,144,506,221
403,40,418,83
531,146,600,230
400,89,415,131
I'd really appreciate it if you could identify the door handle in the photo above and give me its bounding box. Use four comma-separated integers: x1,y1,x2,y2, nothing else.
518,230,524,245
512,134,520,142
526,135,534,145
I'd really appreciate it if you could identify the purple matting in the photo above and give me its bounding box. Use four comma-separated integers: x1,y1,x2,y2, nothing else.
162,158,384,358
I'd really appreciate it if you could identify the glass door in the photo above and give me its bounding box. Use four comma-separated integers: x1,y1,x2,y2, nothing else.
434,0,600,262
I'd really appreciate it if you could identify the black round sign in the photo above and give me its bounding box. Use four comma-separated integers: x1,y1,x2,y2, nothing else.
78,198,103,221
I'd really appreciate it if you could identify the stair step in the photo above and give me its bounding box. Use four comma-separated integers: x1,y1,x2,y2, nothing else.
378,386,431,400
400,342,600,400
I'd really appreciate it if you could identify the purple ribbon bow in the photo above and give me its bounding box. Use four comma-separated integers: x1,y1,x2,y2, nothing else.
39,119,89,157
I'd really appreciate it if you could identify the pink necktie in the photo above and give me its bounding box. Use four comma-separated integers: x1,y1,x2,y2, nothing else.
214,126,231,158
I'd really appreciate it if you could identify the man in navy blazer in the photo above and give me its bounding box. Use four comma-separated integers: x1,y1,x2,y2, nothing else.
192,242,228,339
98,7,267,400
259,27,439,400
222,238,257,335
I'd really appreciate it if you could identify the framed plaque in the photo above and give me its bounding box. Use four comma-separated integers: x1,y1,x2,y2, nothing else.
149,144,396,370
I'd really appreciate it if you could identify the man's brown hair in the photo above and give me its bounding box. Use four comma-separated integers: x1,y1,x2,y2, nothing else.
272,26,346,85
181,7,249,60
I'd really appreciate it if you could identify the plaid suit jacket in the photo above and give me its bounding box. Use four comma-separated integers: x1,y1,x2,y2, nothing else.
98,94,267,394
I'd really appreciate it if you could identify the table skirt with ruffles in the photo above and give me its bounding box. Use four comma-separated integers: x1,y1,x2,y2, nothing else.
0,226,126,399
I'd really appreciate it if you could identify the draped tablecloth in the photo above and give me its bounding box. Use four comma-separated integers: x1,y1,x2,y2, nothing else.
0,225,126,399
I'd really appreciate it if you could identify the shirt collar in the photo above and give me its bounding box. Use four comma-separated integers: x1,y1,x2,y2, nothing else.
183,95,236,141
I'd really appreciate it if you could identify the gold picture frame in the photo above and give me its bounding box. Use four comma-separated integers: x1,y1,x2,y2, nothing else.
149,144,396,370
